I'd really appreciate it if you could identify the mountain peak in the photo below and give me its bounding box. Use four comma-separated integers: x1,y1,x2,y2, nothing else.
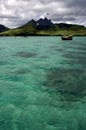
37,17,53,26
23,18,53,30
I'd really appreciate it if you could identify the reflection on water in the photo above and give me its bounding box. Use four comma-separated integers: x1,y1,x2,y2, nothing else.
0,36,86,130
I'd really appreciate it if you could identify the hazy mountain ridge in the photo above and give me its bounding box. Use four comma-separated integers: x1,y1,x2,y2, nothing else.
0,18,86,36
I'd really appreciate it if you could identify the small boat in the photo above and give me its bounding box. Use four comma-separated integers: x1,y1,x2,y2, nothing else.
61,35,73,40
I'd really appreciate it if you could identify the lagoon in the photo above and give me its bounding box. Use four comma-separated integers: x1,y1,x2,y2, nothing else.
0,36,86,130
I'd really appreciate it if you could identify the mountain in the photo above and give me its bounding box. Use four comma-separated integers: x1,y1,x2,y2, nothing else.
19,18,53,30
0,18,86,36
0,24,9,32
36,17,53,30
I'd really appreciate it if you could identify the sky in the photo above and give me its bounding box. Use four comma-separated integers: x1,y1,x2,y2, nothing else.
0,0,86,28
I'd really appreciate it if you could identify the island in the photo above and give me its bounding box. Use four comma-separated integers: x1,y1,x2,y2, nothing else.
0,18,86,36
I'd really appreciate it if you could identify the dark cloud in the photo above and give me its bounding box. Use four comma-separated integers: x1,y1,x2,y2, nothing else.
52,16,76,22
0,0,86,28
0,15,19,19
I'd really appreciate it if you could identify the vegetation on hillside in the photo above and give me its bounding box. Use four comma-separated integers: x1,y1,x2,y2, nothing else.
0,18,86,36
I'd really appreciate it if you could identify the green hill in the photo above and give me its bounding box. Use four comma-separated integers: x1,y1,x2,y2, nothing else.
0,18,86,36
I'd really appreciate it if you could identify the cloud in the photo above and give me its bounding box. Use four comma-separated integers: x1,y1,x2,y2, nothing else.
0,0,86,28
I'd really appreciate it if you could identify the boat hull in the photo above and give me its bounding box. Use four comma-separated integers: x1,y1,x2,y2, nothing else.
61,36,73,40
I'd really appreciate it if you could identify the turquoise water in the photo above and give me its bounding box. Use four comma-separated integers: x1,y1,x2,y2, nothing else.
0,36,86,130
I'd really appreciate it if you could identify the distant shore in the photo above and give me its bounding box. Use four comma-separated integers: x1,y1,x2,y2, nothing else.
0,18,86,36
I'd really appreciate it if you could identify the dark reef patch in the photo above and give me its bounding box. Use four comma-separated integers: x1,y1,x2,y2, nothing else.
55,48,65,52
14,51,37,58
3,74,26,83
65,51,86,55
0,61,8,66
61,51,86,68
66,59,86,67
0,48,4,51
76,46,86,51
43,68,86,101
61,51,86,67
50,45,65,52
62,53,86,59
39,56,49,59
13,68,30,75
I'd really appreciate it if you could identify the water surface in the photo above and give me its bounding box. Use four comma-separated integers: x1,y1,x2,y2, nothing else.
0,36,86,130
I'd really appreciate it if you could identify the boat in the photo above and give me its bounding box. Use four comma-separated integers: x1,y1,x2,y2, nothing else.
61,35,73,40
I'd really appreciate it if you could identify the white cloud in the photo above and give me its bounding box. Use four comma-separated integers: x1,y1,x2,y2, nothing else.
0,0,86,28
